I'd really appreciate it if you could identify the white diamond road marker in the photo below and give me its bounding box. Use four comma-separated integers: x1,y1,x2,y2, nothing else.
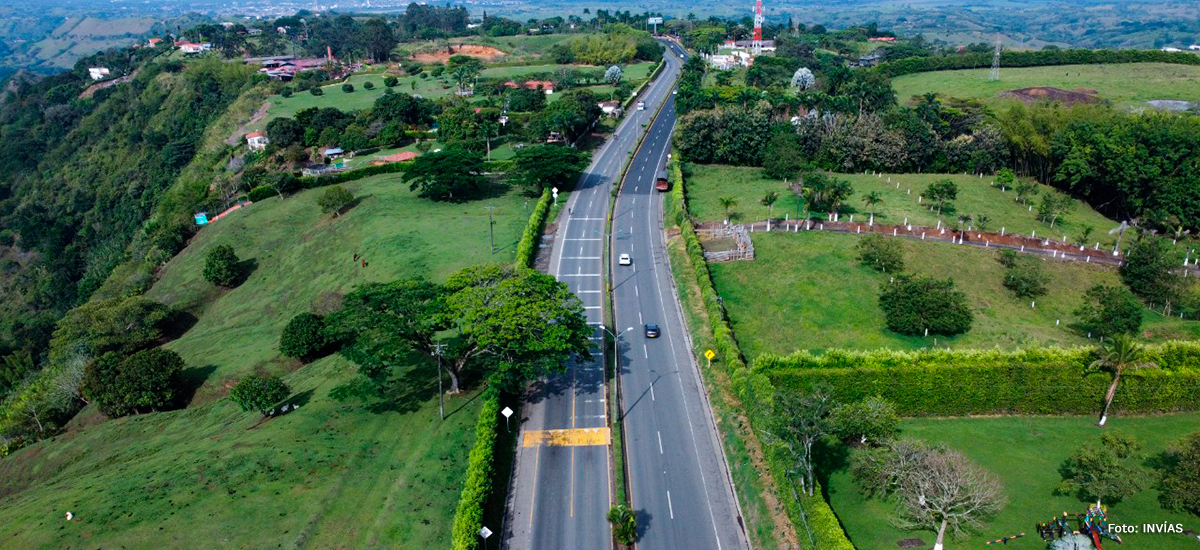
480,526,493,539
501,407,513,418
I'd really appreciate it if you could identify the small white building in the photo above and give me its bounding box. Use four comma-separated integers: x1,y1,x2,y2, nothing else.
178,41,213,54
597,101,622,117
87,67,111,80
1190,45,1200,51
245,131,269,151
1161,47,1182,53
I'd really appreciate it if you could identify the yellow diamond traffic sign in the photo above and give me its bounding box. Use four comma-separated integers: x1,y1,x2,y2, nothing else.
704,349,715,360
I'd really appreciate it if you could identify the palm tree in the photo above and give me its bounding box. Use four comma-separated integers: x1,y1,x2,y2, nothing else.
719,196,737,223
862,191,882,225
1087,335,1157,427
957,213,972,230
976,214,991,232
761,191,779,220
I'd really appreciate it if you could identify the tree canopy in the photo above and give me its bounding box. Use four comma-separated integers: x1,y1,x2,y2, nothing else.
508,145,591,194
402,149,490,201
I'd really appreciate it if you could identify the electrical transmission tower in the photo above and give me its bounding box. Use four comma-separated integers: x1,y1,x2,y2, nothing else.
752,0,764,55
989,34,1001,81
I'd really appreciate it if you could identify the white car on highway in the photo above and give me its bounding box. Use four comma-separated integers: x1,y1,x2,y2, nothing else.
618,254,632,266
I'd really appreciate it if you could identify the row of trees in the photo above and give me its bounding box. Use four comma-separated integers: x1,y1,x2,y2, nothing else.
995,103,1200,231
677,93,1006,176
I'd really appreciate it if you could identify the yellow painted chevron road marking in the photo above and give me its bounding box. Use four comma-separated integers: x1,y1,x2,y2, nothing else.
522,428,611,447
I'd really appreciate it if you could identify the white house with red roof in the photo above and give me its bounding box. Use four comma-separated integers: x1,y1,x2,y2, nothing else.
245,131,269,151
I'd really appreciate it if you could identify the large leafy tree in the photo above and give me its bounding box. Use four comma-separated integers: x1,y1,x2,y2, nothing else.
1120,236,1184,310
1160,431,1200,516
530,89,602,144
765,386,836,496
509,145,591,194
82,348,185,417
203,244,240,287
443,264,592,391
360,18,398,63
445,54,483,94
879,275,973,336
1074,284,1143,338
1057,432,1146,503
1087,334,1156,426
325,279,446,384
230,374,292,416
371,91,436,126
402,149,489,201
47,296,173,368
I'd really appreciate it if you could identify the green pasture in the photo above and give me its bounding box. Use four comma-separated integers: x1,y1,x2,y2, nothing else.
827,414,1200,550
708,231,1200,357
0,173,531,548
891,62,1200,109
685,165,1122,247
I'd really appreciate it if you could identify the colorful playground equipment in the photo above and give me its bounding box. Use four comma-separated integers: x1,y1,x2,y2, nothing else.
1036,501,1122,549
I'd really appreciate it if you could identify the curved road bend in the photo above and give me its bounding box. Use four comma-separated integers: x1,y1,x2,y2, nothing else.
501,42,692,550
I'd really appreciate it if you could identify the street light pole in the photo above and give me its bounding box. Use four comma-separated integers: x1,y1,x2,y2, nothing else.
433,343,446,420
485,204,497,254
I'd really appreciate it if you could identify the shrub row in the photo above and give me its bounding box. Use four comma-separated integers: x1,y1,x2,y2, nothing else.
761,342,1200,416
449,388,501,550
663,154,685,228
877,48,1200,79
675,166,856,549
515,189,552,269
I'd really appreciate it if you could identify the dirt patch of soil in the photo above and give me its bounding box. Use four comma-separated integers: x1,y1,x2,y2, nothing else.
225,101,272,146
408,44,508,63
999,86,1101,105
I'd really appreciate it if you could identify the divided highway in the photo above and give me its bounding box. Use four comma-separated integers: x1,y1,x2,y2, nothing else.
502,41,695,550
611,42,749,550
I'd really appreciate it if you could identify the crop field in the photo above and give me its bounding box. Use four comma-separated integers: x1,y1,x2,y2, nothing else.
686,165,1121,247
891,62,1200,109
827,414,1200,550
0,174,531,549
708,231,1200,357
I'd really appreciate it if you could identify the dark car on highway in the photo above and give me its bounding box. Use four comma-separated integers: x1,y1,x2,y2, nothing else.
644,323,660,338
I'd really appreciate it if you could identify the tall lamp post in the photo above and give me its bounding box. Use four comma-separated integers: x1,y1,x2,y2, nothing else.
600,325,635,406
432,343,446,420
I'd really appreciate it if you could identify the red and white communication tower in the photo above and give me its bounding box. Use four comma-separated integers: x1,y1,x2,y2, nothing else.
752,0,764,55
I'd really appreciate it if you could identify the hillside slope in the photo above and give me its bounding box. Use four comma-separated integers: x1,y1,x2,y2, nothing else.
0,175,532,549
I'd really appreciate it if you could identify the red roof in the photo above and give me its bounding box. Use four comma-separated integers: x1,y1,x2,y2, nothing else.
245,131,265,139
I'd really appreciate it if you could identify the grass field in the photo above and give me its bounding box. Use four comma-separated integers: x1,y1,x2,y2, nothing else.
708,231,1200,357
891,62,1200,109
827,414,1200,550
258,61,655,129
0,174,532,549
686,165,1122,248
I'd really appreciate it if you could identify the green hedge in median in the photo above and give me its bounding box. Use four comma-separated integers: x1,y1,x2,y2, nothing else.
450,389,501,550
515,189,552,270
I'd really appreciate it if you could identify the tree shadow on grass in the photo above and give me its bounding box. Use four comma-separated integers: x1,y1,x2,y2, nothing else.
335,194,372,217
230,257,259,287
177,364,218,408
163,309,200,341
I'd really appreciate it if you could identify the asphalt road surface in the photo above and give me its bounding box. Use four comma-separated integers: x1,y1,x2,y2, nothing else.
611,42,749,550
501,42,689,550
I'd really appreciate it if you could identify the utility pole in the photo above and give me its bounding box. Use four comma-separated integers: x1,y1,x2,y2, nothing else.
433,344,446,420
485,204,497,254
989,33,1001,82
